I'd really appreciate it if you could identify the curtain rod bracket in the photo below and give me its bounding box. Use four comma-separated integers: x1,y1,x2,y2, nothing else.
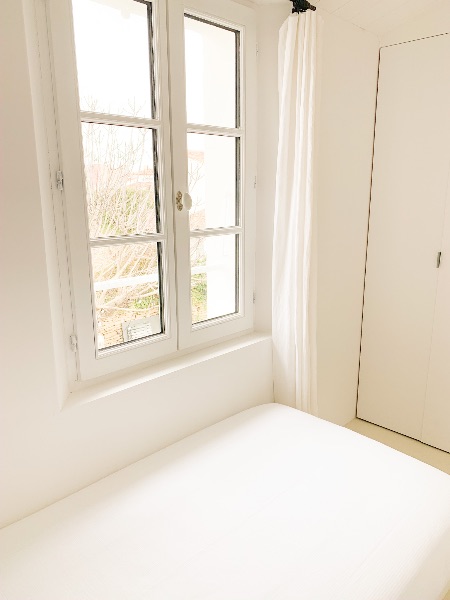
291,0,316,13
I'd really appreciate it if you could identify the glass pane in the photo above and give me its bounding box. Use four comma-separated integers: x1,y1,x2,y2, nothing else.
188,133,237,230
190,235,238,324
72,0,153,118
184,15,238,128
82,123,158,238
92,243,162,350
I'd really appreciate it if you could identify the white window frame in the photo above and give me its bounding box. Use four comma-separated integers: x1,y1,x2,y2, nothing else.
42,0,256,382
169,0,257,350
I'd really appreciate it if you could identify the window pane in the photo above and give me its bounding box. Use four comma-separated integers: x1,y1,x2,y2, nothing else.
188,133,238,230
92,243,163,350
184,16,238,128
82,123,158,238
73,0,153,118
190,235,238,324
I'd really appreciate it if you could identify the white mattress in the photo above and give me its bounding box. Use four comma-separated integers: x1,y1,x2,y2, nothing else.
0,404,449,599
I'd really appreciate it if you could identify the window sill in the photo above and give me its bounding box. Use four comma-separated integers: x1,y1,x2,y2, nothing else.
64,332,271,411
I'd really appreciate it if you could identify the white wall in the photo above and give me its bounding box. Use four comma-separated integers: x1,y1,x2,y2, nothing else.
381,0,450,46
0,0,273,529
256,5,379,425
315,11,379,425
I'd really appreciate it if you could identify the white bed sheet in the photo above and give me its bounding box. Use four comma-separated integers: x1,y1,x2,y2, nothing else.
0,404,449,599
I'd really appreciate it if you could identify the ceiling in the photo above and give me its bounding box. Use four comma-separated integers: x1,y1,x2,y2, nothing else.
316,0,443,36
257,0,444,36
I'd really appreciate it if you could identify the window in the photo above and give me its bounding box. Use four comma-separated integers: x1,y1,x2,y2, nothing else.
45,0,256,380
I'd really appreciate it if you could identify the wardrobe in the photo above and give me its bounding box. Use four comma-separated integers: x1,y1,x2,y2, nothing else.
358,33,450,454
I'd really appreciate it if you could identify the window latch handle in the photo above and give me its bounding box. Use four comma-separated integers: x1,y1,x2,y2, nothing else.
437,251,442,268
176,191,192,212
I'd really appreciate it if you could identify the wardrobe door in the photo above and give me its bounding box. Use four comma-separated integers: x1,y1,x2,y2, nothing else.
422,178,450,453
358,36,450,440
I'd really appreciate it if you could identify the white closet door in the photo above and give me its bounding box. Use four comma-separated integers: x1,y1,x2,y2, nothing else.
422,170,450,452
358,35,450,440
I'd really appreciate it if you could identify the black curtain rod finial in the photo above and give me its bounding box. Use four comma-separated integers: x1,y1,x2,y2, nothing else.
291,0,316,13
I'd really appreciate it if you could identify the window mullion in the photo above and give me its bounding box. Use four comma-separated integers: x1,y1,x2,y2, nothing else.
89,233,166,247
80,111,161,129
186,123,243,137
189,226,242,239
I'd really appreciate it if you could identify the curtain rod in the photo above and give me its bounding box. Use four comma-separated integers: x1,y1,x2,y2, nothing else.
291,0,316,12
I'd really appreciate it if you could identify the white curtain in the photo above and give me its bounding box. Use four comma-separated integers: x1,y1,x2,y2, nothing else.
272,11,318,415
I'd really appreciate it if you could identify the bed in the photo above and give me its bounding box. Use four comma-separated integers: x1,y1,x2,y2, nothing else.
0,403,449,599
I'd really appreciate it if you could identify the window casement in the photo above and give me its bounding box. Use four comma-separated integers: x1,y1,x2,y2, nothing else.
45,0,256,381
